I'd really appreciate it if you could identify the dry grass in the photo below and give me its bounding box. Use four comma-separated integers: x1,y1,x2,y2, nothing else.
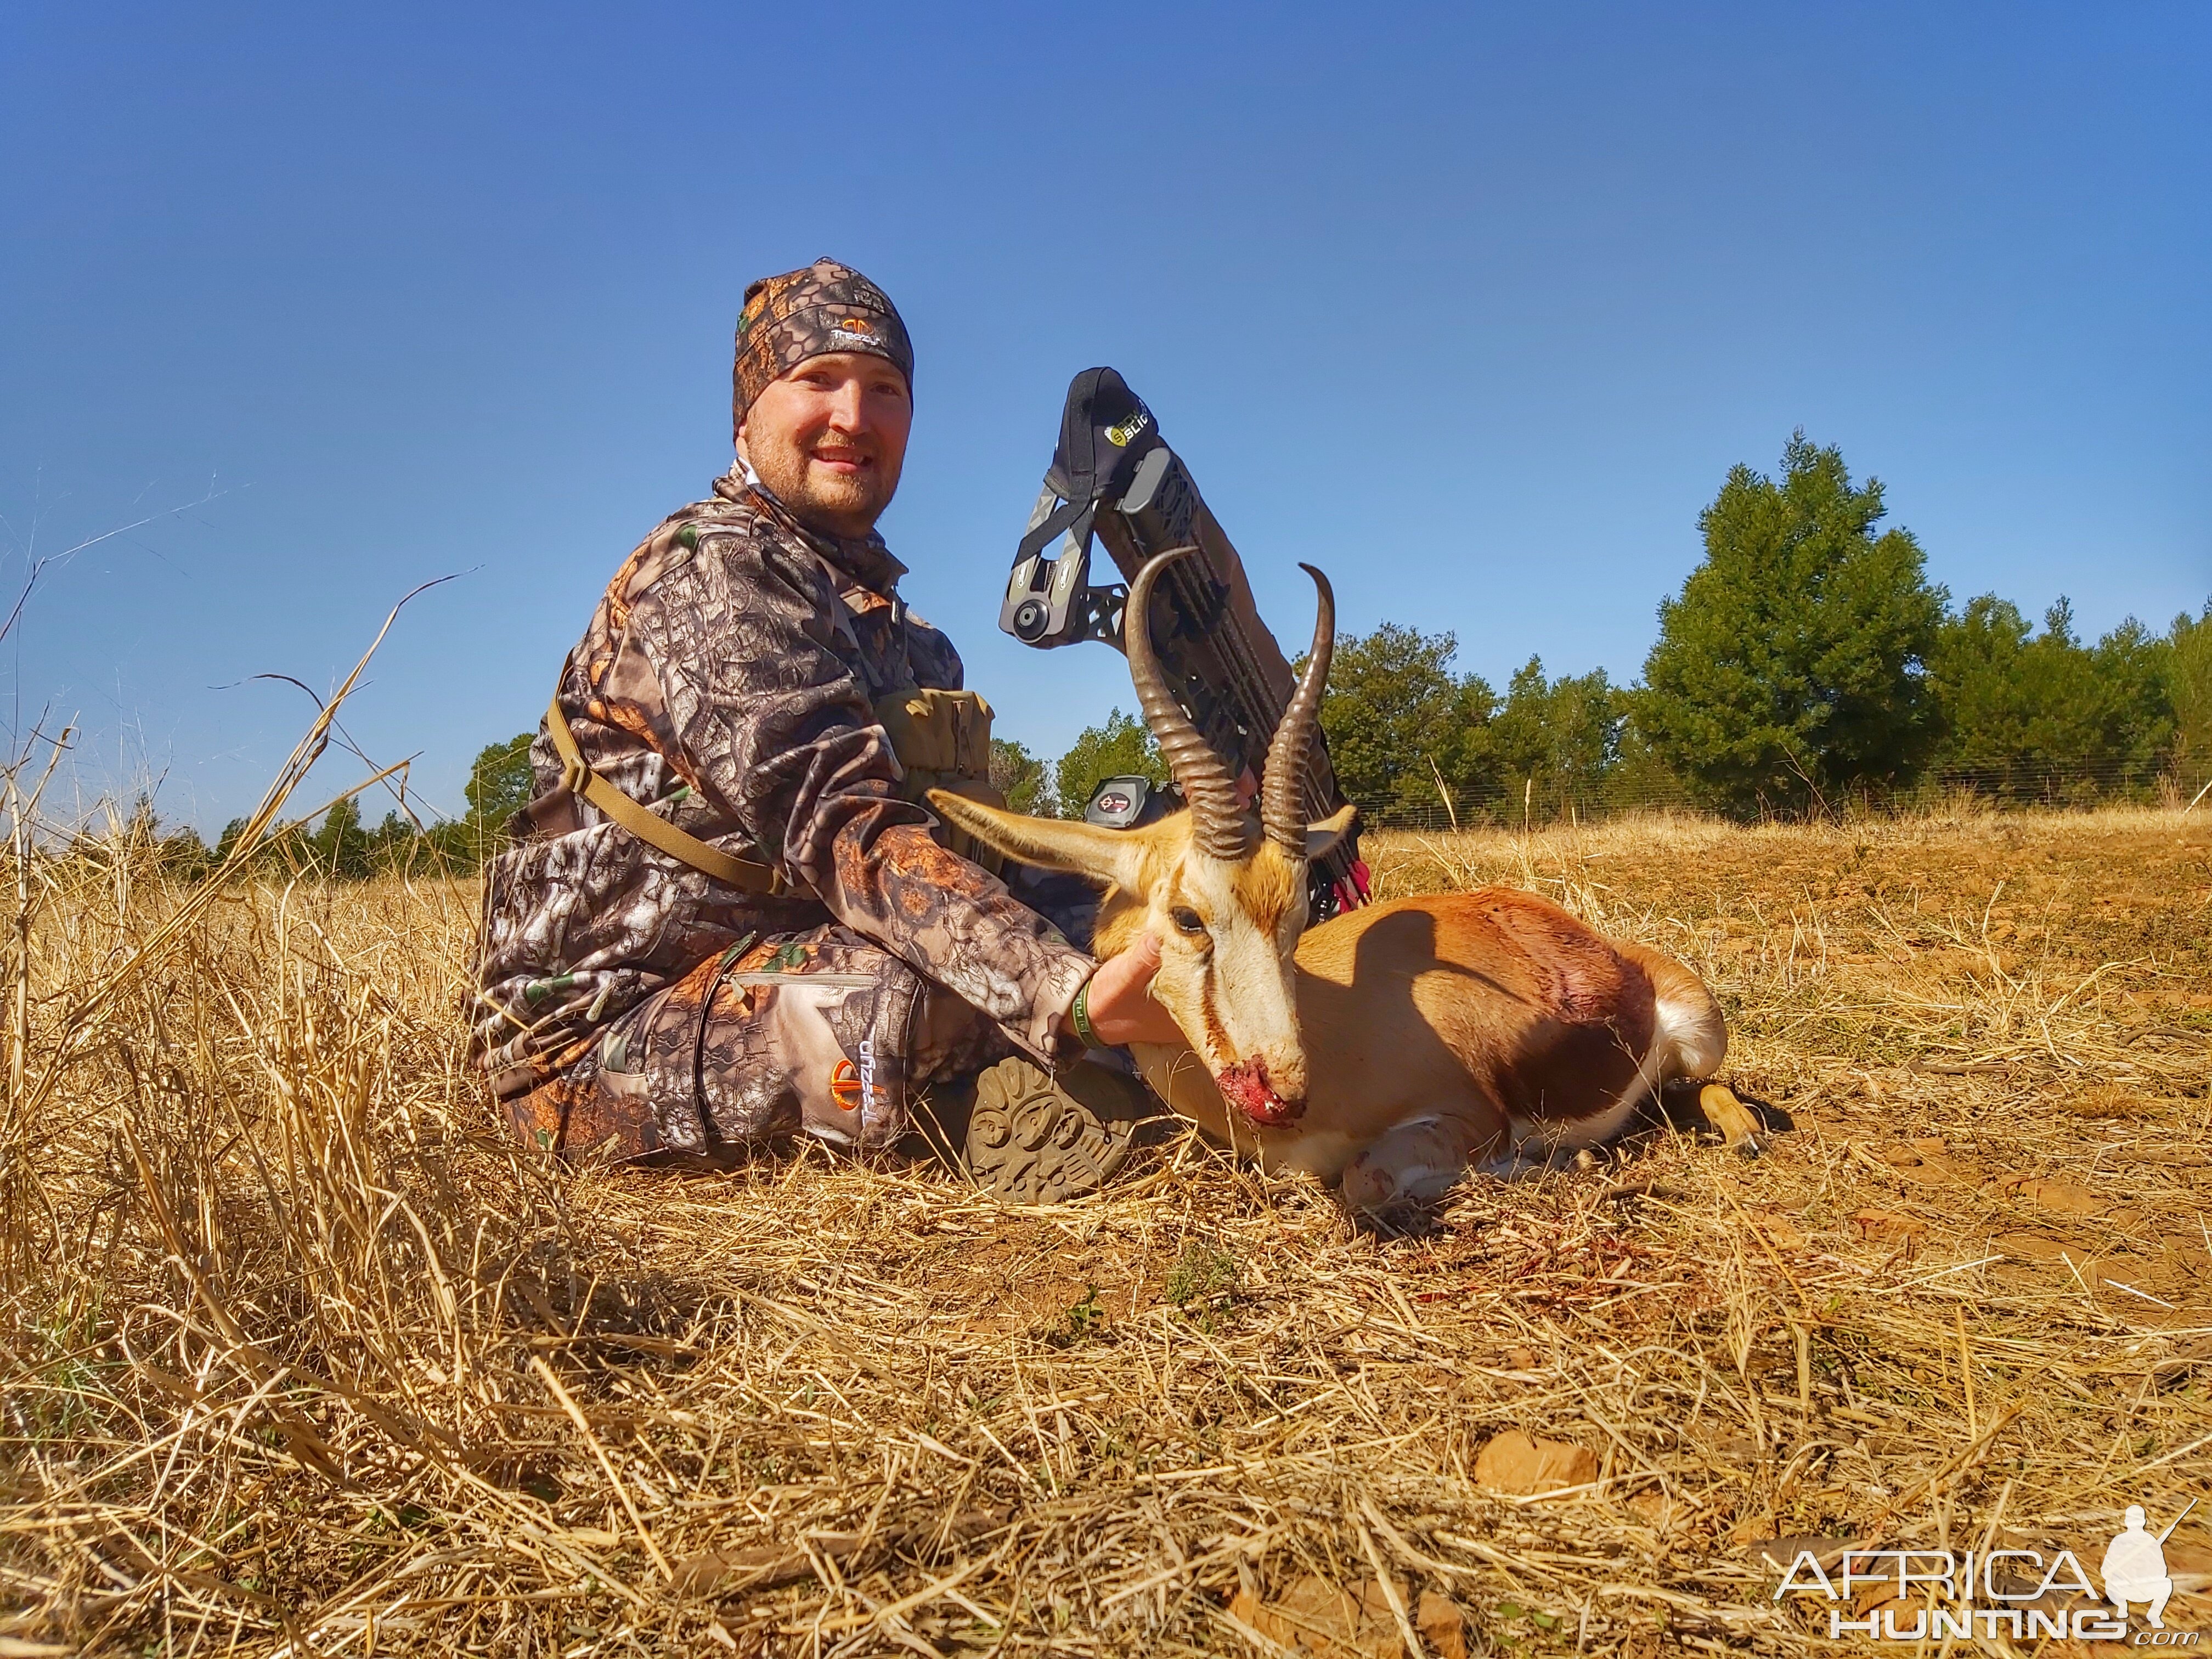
3,802,2209,1656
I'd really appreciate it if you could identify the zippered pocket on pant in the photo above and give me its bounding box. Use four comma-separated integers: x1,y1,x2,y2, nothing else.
725,971,878,990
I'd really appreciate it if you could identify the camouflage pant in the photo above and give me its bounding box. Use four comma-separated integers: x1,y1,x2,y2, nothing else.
501,872,1101,1165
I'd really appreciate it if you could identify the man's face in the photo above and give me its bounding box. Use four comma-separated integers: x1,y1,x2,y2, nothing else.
737,352,912,538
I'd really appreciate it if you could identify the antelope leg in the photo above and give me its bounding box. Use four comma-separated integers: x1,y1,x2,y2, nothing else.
1340,1107,1505,1210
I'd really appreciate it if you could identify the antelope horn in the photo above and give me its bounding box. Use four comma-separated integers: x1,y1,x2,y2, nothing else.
1261,563,1334,858
1125,548,1248,861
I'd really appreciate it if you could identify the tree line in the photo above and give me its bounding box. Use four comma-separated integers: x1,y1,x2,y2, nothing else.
129,733,534,881
1007,432,2209,824
157,430,2205,876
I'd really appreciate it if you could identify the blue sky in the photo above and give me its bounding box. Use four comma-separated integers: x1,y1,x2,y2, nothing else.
4,2,2207,830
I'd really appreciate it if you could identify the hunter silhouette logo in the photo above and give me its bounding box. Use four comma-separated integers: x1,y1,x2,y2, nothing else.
2105,1502,2197,1630
1771,1498,2199,1643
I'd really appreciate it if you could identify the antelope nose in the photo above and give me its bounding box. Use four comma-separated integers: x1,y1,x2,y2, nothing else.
1217,1057,1305,1127
1263,1050,1310,1106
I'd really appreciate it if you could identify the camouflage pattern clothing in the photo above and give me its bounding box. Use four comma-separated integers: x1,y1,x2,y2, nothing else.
474,469,1094,1161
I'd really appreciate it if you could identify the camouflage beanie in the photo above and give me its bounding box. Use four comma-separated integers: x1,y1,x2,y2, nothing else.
732,257,913,439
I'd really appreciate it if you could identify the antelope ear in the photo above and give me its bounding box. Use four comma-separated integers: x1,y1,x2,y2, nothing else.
926,789,1147,888
1305,803,1358,864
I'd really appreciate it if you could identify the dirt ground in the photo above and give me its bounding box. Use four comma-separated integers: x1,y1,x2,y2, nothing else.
3,805,2208,1656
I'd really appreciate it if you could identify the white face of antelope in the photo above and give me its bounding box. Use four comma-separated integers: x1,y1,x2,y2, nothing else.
934,544,1348,1127
917,792,1356,1127
1147,835,1314,1125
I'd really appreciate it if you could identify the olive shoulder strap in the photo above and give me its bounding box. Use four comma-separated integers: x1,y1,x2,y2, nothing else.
543,689,785,896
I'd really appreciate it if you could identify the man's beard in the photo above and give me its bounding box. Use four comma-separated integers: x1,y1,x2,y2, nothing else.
746,438,897,537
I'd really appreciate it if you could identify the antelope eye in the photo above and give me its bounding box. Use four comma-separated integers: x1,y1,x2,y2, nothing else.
1171,906,1207,936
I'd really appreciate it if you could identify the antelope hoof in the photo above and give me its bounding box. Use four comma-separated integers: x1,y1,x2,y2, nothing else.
1700,1083,1762,1155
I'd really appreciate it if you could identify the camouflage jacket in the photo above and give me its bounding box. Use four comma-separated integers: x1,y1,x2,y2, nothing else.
472,469,1092,1096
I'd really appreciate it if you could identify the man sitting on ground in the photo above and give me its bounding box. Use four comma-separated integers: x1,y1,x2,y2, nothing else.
472,258,1177,1199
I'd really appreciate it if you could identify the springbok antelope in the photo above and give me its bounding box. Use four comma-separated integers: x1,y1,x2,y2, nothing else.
930,549,1745,1206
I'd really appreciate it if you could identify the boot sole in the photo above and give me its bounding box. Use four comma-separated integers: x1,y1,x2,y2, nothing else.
961,1058,1148,1204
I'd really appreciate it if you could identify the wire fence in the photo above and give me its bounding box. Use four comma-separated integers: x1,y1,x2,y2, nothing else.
1358,755,2212,833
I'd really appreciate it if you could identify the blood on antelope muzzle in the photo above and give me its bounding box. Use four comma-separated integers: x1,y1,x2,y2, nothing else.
1217,1057,1301,1126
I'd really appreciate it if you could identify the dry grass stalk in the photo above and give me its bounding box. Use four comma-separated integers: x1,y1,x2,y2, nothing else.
2,794,2207,1655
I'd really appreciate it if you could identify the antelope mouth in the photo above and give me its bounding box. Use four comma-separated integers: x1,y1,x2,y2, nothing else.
1217,1057,1302,1126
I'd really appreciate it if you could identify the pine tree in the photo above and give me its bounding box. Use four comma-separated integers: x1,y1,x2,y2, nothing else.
988,738,1054,817
212,817,250,869
464,732,538,863
309,797,371,878
1483,657,1622,814
1928,597,2177,798
1314,624,1494,818
2162,604,2211,783
1639,432,1946,813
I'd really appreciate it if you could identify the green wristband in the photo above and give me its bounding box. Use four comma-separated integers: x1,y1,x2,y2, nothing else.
1070,978,1101,1050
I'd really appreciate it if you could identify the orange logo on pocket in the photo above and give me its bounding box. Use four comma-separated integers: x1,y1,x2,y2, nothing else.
830,1059,875,1113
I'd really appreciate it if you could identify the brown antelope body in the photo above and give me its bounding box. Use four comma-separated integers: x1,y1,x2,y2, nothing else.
932,550,1731,1206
